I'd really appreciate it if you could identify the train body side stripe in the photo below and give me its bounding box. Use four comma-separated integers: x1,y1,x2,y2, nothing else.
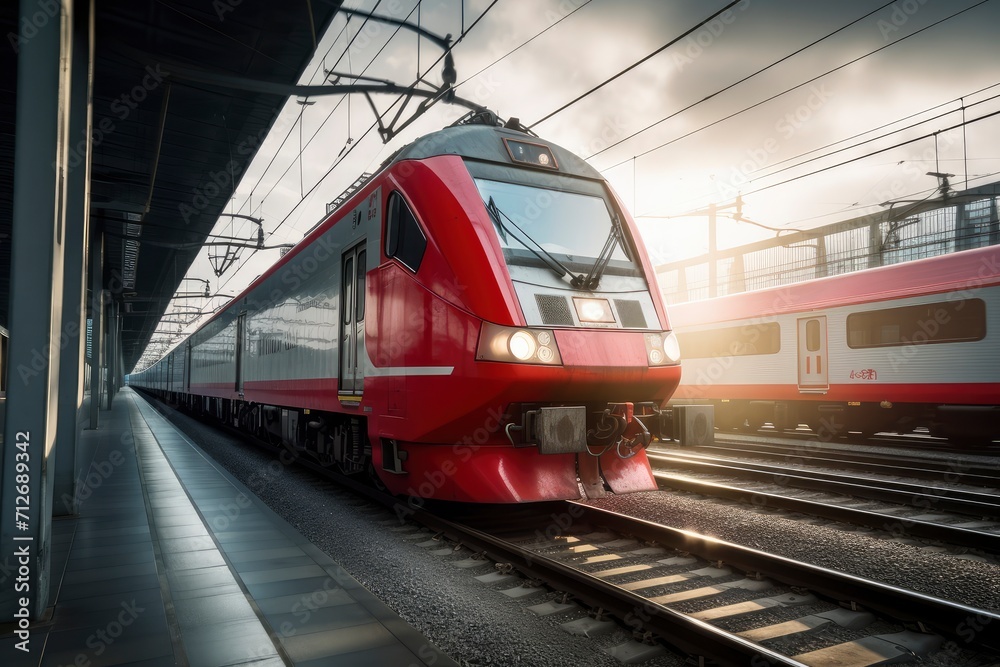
672,382,1000,405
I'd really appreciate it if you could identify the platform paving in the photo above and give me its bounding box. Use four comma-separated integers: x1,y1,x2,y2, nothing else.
0,388,455,666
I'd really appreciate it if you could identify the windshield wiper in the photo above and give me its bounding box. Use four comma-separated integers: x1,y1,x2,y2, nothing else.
484,197,580,282
574,211,625,290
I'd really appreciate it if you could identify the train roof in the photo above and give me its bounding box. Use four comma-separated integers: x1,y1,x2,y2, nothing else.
668,244,1000,326
389,123,604,181
180,122,606,337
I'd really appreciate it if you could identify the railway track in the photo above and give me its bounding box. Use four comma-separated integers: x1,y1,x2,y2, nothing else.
402,501,1000,666
257,447,1000,665
146,397,1000,665
708,431,1000,472
645,450,1000,553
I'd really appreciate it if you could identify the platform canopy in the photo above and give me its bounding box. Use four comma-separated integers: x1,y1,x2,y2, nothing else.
0,0,344,371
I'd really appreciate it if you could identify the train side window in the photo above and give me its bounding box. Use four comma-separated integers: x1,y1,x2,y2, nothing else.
806,319,821,351
0,331,7,394
846,298,986,348
343,255,354,326
356,249,367,320
385,192,426,272
676,322,781,358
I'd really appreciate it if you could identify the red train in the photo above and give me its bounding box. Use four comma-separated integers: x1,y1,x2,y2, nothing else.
668,245,1000,444
130,114,682,502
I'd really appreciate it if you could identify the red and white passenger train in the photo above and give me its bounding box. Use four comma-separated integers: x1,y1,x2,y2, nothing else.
668,245,1000,443
130,115,683,502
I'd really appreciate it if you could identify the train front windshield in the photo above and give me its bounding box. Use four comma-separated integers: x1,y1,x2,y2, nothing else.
474,178,641,277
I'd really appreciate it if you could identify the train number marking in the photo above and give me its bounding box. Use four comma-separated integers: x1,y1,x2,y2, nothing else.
849,368,878,380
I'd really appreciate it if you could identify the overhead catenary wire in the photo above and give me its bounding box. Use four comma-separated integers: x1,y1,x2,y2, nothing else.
452,0,593,92
235,1,421,241
656,165,1000,249
584,0,898,161
240,1,427,248
232,1,386,218
658,85,1000,217
207,0,580,278
148,0,399,358
710,109,1000,202
528,0,745,129
362,0,595,170
214,15,423,296
746,91,1000,184
595,0,995,171
214,0,501,296
266,0,502,243
745,83,1000,179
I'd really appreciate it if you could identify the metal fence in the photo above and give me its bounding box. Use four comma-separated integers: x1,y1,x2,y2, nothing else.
656,183,999,304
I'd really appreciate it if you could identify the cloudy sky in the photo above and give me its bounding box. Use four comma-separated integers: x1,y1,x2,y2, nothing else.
145,0,1000,364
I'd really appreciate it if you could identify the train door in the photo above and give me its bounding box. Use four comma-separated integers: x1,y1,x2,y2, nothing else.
797,316,829,391
184,342,192,391
235,312,246,396
339,243,367,395
167,354,174,393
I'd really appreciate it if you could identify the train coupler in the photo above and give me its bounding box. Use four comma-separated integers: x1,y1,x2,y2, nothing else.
603,403,652,458
511,406,589,453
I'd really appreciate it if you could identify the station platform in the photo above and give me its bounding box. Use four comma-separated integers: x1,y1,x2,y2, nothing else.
1,388,455,666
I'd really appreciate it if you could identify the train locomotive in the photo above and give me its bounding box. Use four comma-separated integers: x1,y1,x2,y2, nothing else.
130,113,683,502
668,244,1000,444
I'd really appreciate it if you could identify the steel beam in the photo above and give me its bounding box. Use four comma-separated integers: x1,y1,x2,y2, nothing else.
105,299,118,408
88,233,103,429
53,0,94,518
1,0,73,623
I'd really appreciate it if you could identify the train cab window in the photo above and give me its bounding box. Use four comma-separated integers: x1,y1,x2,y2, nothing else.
847,298,987,348
385,192,426,272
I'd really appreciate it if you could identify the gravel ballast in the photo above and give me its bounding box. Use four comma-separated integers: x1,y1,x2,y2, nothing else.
145,398,1000,665
587,490,1000,611
146,400,684,667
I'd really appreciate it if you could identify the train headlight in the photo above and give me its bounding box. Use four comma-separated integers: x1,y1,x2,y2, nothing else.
477,323,563,365
663,331,681,363
573,297,615,324
508,331,536,361
645,331,681,366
